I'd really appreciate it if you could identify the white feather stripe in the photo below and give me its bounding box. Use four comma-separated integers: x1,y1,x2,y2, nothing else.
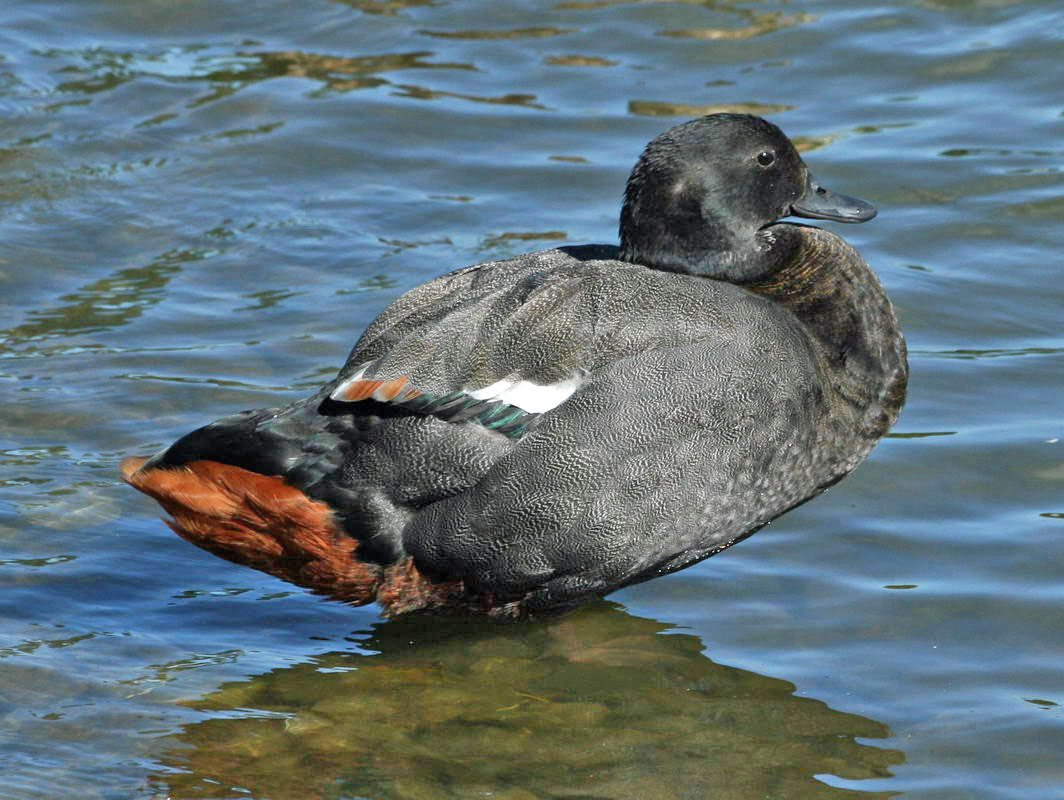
467,374,582,414
331,359,582,414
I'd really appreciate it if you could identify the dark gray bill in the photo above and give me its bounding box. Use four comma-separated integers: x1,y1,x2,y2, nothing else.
790,172,876,223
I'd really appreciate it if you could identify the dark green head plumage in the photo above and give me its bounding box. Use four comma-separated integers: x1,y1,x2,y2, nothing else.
618,114,875,282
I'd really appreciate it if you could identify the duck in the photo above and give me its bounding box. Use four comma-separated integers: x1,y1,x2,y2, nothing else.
121,113,908,619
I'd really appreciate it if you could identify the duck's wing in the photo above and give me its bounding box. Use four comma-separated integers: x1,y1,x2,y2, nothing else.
327,246,642,437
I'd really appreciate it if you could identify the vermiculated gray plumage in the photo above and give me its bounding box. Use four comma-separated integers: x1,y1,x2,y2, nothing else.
122,114,907,618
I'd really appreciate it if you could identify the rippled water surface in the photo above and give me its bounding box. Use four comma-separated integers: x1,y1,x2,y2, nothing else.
1,0,1062,797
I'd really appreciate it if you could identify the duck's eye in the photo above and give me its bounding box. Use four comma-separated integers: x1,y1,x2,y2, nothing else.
756,151,775,167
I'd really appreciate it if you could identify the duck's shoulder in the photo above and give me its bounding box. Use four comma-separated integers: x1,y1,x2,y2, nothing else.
351,245,620,358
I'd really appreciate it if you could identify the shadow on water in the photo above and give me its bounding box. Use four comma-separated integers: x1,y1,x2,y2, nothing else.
150,602,903,800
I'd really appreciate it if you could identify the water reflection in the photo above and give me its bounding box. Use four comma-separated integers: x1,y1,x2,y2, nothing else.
628,99,794,118
256,49,475,96
30,0,830,121
545,55,618,67
150,603,902,799
0,247,206,356
332,0,438,15
391,84,548,109
38,44,478,110
660,11,817,41
419,27,576,40
478,230,568,253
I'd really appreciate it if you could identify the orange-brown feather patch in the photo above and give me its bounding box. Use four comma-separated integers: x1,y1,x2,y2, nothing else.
332,375,422,404
376,558,466,617
120,456,496,615
334,379,382,402
121,457,379,604
374,376,407,401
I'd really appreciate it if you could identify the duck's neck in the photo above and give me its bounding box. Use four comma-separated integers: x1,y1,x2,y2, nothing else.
743,223,908,437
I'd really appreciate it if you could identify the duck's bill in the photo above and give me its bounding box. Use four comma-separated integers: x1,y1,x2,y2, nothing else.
790,173,876,223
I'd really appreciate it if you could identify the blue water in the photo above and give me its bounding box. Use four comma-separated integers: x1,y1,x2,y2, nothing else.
1,0,1062,797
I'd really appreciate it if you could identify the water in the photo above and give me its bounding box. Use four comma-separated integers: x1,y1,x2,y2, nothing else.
1,0,1062,797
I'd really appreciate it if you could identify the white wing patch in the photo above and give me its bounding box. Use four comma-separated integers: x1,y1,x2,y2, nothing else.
466,373,583,414
330,359,584,416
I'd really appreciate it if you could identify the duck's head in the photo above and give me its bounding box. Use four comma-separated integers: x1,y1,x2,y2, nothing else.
618,114,875,282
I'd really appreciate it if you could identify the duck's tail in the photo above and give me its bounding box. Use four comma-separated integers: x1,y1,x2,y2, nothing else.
120,456,478,615
120,456,383,603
